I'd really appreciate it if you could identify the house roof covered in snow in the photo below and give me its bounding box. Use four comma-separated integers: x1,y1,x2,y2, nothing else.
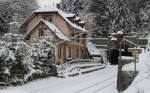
86,41,101,56
24,19,69,41
34,6,58,13
58,12,75,18
22,6,86,33
74,17,80,21
42,20,69,41
58,11,86,32
79,21,85,24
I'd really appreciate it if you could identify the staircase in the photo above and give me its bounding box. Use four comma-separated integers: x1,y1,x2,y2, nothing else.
57,59,106,77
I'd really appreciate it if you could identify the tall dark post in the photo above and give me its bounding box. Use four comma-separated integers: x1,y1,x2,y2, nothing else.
110,31,124,92
117,31,124,92
134,53,136,73
117,42,122,92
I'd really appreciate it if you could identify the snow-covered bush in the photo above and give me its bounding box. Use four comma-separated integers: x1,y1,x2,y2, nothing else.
23,39,56,81
0,40,16,82
38,39,56,76
23,46,43,81
9,13,21,33
0,33,56,84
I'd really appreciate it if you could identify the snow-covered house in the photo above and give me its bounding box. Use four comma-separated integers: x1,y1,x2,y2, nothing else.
21,6,89,64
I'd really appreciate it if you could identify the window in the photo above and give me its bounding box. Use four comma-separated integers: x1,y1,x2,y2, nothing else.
42,15,52,22
63,47,66,58
39,25,48,37
71,32,75,41
82,34,86,43
76,33,80,42
68,47,71,58
81,48,84,58
39,28,44,37
58,46,62,58
76,48,79,58
71,32,75,37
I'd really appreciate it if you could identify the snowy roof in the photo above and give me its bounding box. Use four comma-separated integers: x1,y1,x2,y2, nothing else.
34,6,58,13
86,41,101,56
34,6,86,32
79,21,85,24
42,20,69,41
74,17,80,21
61,12,75,18
24,20,69,41
58,11,86,32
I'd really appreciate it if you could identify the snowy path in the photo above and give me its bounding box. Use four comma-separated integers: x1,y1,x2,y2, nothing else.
0,65,118,93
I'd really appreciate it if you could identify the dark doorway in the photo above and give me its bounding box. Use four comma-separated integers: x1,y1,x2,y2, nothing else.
109,49,119,65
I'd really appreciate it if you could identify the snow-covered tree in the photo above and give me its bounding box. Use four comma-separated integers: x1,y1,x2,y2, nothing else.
137,0,150,32
8,13,21,34
0,33,56,84
89,0,112,36
23,39,56,81
62,0,83,15
109,0,136,33
0,0,38,35
23,46,43,81
0,41,16,82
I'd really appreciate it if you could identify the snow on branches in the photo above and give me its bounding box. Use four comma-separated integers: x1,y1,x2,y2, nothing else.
0,33,56,84
109,0,136,32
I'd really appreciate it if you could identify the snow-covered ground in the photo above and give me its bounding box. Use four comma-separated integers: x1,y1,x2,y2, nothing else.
1,50,150,93
123,51,150,93
0,65,118,93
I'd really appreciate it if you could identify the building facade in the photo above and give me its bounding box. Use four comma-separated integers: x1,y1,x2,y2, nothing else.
21,6,89,64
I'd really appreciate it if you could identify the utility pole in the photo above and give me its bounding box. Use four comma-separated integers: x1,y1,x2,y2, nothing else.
110,31,124,92
117,42,122,92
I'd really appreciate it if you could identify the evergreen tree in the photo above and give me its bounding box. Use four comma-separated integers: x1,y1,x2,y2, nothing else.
0,0,38,35
62,0,83,15
90,0,112,36
23,39,55,81
0,33,56,84
109,0,136,33
0,41,16,83
137,0,150,32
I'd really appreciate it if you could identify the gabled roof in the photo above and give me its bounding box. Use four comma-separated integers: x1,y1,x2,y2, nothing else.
34,6,58,13
42,20,69,41
22,6,86,33
65,14,75,18
58,11,86,32
24,20,69,41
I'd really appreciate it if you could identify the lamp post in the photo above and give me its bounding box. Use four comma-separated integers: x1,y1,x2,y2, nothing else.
110,30,124,92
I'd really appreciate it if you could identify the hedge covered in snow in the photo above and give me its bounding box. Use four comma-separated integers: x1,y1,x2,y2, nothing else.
0,33,57,85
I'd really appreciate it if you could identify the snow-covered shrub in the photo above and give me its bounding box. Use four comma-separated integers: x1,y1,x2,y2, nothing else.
2,33,23,42
0,40,16,82
38,39,55,63
9,13,21,33
23,46,43,81
38,39,56,76
23,39,56,81
0,33,56,84
1,34,29,83
0,33,57,85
